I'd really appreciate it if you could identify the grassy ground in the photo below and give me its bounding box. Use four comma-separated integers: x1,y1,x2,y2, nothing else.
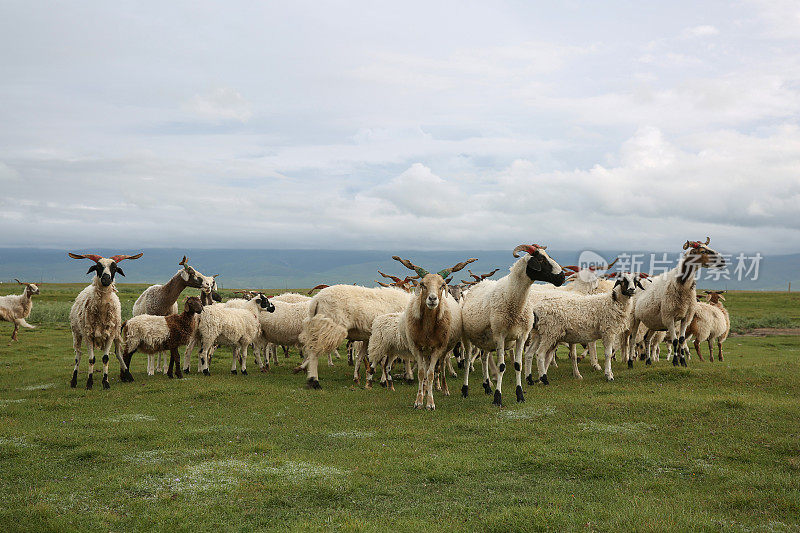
0,285,799,532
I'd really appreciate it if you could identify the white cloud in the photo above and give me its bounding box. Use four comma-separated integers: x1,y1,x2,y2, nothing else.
682,25,720,38
186,88,252,122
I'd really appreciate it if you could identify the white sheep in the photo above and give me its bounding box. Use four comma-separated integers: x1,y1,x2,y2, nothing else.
527,272,645,382
0,279,40,341
132,256,216,375
67,252,143,389
121,296,204,379
460,244,565,406
687,290,730,361
297,284,412,389
629,238,726,367
196,293,275,376
365,312,411,390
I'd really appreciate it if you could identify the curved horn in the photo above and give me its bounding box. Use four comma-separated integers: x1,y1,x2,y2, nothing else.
605,257,619,269
109,252,143,262
704,236,710,245
481,268,500,279
307,284,329,295
392,256,428,278
377,270,402,283
375,280,390,287
15,278,23,285
179,255,188,266
512,244,534,258
683,240,691,250
638,272,650,278
468,269,481,281
438,257,477,279
68,252,103,262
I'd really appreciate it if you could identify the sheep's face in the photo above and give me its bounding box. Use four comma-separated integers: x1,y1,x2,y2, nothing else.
524,249,566,287
184,296,204,314
88,258,123,287
253,293,276,313
23,283,40,297
614,273,643,297
417,273,447,310
683,240,726,269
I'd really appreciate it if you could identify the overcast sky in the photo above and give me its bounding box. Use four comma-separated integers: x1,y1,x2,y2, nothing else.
1,1,799,254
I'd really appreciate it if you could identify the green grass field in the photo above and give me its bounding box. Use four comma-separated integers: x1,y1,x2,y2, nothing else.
1,285,799,532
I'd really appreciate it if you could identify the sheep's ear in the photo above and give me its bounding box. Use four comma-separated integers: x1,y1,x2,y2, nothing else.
116,267,126,277
613,278,622,288
635,278,645,290
86,265,99,275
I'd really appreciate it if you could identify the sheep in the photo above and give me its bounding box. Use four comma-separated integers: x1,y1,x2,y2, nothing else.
0,279,40,341
132,256,216,375
67,252,143,389
265,292,314,362
121,296,204,379
365,312,411,391
250,298,314,370
527,272,645,382
460,243,565,406
374,256,475,409
296,283,412,389
687,290,729,361
628,237,726,367
196,293,275,376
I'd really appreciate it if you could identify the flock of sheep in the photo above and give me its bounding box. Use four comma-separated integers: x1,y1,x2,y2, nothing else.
0,238,731,409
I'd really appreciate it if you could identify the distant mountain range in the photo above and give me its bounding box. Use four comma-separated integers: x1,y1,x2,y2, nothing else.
0,248,797,290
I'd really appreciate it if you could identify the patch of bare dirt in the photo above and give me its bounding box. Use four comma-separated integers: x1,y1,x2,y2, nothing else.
731,328,800,337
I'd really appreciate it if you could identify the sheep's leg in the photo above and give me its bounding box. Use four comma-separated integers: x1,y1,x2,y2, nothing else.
717,339,724,361
182,336,195,374
99,337,115,389
693,338,704,361
707,339,714,362
513,336,526,402
446,353,457,378
230,346,239,374
386,358,395,391
524,336,539,385
493,339,507,406
677,316,691,366
199,343,211,376
250,343,263,372
603,340,615,381
569,344,582,380
627,319,640,367
327,350,334,367
70,334,82,388
282,345,289,358
10,323,18,341
588,342,601,371
353,341,368,385
168,347,181,378
668,320,682,367
86,342,96,390
534,340,552,386
425,354,441,410
240,344,248,375
461,341,473,397
413,352,426,409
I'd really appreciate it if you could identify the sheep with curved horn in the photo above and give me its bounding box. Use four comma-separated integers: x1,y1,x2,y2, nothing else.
461,244,565,406
67,252,143,389
0,279,40,342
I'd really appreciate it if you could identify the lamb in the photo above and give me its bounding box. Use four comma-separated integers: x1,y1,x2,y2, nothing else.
374,256,475,409
195,293,275,376
67,252,143,389
296,283,412,389
460,244,565,406
687,290,729,361
365,312,411,391
132,256,216,375
265,292,313,362
252,299,313,370
527,272,645,382
121,296,204,379
629,238,726,367
0,279,40,341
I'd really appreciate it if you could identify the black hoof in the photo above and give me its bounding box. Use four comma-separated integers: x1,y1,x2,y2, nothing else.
102,378,110,390
672,356,680,366
167,372,173,379
680,357,687,367
231,369,237,375
203,369,210,376
461,384,468,398
540,374,549,386
627,360,633,368
645,358,652,366
86,375,93,390
457,360,464,369
515,385,525,403
492,390,502,407
526,374,535,386
483,381,492,395
307,378,322,390
242,369,247,375
184,368,190,374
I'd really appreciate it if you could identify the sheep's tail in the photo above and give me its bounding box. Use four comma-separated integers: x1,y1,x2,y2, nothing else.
15,318,35,329
298,315,347,357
